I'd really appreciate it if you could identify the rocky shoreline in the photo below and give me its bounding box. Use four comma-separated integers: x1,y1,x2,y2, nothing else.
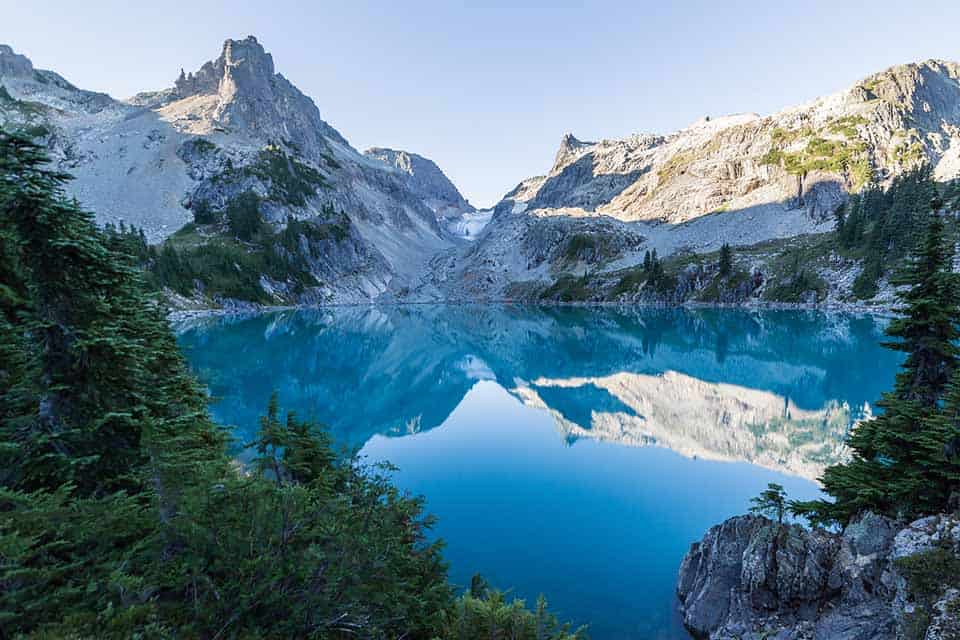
166,297,896,324
677,513,960,640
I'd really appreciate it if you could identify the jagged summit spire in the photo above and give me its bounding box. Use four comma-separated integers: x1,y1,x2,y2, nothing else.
550,132,594,174
164,35,349,156
173,34,275,99
0,44,35,78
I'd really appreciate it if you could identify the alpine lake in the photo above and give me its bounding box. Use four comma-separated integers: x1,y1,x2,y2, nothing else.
176,305,901,639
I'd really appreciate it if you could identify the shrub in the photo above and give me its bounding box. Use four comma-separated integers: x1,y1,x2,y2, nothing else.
226,191,265,241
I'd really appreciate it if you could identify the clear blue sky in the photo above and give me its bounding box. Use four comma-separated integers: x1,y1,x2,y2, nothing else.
4,1,960,207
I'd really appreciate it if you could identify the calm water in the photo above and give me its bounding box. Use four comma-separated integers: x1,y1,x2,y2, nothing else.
176,305,901,640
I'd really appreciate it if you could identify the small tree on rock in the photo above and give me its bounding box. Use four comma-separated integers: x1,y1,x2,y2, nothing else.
750,483,788,523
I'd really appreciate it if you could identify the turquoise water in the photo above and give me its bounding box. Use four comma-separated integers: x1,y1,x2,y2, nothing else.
177,305,901,640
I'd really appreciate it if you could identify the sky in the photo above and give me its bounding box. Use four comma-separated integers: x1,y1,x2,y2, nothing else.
4,1,960,207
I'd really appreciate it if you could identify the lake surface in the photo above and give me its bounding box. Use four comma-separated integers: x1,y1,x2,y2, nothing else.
176,305,902,640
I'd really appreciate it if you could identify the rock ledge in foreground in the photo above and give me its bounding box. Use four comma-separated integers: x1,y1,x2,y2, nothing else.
677,512,960,640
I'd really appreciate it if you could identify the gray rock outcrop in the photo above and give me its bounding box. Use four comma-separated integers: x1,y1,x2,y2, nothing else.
165,36,349,157
0,44,34,78
0,38,466,304
677,512,960,640
364,147,474,219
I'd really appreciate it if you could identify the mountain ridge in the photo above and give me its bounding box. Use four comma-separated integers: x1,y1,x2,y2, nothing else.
428,57,960,303
2,38,959,307
0,36,482,304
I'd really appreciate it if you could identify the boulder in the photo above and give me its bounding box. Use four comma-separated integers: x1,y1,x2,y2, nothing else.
677,512,960,640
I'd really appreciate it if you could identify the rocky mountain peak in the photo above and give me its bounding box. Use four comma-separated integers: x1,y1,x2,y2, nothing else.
551,133,594,174
174,36,275,100
158,35,348,158
365,147,474,217
855,59,960,131
0,44,34,78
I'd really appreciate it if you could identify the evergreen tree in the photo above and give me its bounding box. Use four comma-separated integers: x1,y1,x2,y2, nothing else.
833,202,847,235
718,243,733,277
795,202,960,524
750,483,788,523
0,128,590,637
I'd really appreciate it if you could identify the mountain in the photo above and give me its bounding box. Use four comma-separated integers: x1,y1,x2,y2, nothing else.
3,39,960,307
0,37,473,303
430,60,960,302
363,147,473,218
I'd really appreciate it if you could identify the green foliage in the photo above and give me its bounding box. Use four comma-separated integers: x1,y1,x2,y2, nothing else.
828,115,869,139
762,247,827,303
145,209,353,303
638,249,675,293
191,197,216,224
896,546,960,606
610,267,647,298
226,190,266,241
441,588,588,640
246,147,328,207
749,483,788,523
892,141,926,167
0,128,228,633
762,125,872,188
895,546,960,640
796,206,960,525
563,233,599,262
839,167,939,299
718,243,733,277
0,129,579,637
540,274,592,302
146,195,353,302
187,136,217,154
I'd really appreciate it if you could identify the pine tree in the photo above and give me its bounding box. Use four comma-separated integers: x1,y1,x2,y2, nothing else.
833,202,847,234
750,483,788,523
795,202,960,525
0,128,581,638
718,243,733,277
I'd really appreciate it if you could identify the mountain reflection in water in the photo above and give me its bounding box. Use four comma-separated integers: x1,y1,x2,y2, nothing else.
177,305,901,639
178,305,896,480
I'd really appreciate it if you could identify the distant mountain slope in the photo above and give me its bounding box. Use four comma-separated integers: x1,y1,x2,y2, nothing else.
0,37,471,303
3,39,959,307
503,60,960,224
364,147,474,218
436,59,960,302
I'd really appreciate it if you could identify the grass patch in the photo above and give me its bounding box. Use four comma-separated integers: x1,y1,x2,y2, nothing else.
762,123,873,190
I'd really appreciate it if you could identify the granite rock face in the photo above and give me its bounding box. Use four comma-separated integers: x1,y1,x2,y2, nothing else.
444,60,960,302
499,61,960,226
0,44,33,78
0,38,463,304
365,147,474,219
677,512,960,640
163,36,349,158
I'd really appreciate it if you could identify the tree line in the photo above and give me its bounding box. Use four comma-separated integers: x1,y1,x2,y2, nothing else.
0,130,586,638
753,189,960,526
